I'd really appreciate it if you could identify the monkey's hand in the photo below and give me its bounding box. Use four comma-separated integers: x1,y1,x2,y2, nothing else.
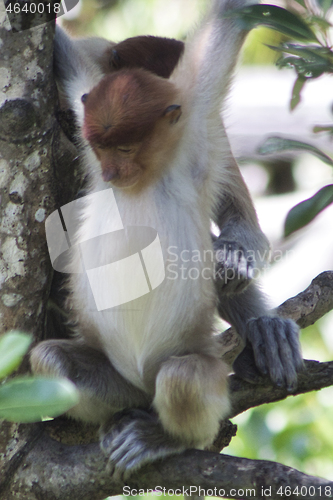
100,409,185,481
233,317,304,391
214,239,255,294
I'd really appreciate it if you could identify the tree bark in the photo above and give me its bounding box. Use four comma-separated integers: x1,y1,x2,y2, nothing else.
0,5,56,342
1,423,333,500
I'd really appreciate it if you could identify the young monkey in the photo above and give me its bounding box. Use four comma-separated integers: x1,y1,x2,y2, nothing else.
31,0,303,479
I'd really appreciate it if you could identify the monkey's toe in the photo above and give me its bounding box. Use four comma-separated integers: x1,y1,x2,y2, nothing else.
100,408,186,480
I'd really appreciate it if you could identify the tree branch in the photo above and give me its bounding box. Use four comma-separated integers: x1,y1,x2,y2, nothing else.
229,359,333,418
277,271,333,328
2,424,332,500
1,272,332,499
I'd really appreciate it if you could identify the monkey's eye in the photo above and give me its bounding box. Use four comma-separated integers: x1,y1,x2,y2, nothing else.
81,94,89,104
117,146,132,154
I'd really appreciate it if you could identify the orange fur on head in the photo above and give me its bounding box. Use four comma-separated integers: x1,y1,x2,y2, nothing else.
81,68,182,188
82,68,179,147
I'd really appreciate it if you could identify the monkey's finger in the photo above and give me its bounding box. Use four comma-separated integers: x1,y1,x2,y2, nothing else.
109,435,139,471
273,322,298,391
246,317,269,376
248,317,287,387
285,320,304,371
261,320,286,388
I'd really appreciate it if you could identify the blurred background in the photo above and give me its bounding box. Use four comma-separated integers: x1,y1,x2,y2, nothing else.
59,0,333,491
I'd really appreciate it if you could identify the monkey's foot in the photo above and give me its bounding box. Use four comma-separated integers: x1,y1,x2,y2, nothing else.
213,240,255,294
100,409,186,481
234,316,304,391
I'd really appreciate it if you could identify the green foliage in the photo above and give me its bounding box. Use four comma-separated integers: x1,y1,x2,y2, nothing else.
0,376,79,423
234,1,333,236
284,184,333,236
0,331,32,379
228,4,318,42
271,43,333,108
258,137,333,166
232,2,333,105
0,331,79,422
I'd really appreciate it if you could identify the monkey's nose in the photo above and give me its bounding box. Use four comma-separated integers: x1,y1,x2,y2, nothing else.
102,167,119,182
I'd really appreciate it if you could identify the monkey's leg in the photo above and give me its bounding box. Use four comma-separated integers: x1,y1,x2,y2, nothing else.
101,353,230,479
154,354,230,446
30,339,150,423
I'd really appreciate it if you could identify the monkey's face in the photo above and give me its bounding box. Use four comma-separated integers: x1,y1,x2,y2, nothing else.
93,144,143,188
82,70,182,189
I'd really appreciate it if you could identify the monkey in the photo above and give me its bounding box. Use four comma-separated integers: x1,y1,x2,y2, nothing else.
57,32,184,89
30,0,304,480
106,35,185,78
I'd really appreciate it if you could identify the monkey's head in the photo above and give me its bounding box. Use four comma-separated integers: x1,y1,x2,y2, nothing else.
109,36,184,79
82,69,182,189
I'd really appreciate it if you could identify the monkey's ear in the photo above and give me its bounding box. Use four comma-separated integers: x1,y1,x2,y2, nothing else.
163,104,181,124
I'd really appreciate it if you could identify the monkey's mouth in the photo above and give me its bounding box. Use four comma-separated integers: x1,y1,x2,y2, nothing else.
102,165,141,188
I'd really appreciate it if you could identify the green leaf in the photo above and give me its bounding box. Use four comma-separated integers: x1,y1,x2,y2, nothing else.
0,332,32,380
272,49,333,84
0,377,79,422
258,136,333,166
313,124,333,133
284,184,333,236
227,4,319,42
284,58,327,78
271,43,333,80
291,76,307,110
276,43,333,63
268,43,333,62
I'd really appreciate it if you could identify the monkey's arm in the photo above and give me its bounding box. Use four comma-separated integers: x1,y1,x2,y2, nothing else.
212,149,303,389
171,0,256,116
211,129,270,293
72,36,116,74
53,26,105,124
211,130,303,389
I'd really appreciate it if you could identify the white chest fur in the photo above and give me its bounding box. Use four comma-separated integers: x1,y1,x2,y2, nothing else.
70,165,216,389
